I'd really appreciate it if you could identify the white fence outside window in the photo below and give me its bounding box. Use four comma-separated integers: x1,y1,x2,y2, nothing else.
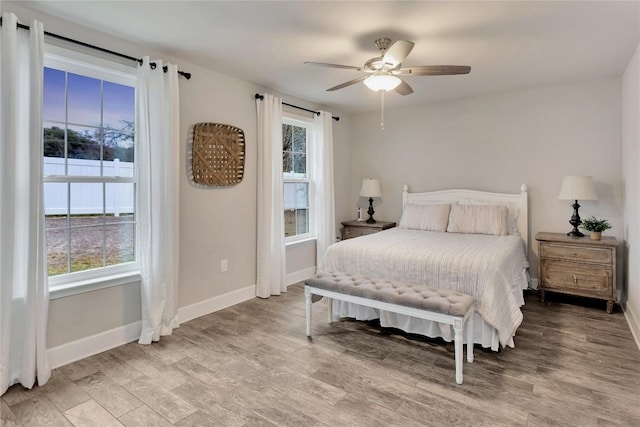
44,157,134,216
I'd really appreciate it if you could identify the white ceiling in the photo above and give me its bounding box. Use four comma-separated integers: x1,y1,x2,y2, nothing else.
13,1,640,114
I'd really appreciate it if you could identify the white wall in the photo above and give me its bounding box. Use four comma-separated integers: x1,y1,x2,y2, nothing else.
622,42,640,346
5,3,351,353
349,79,623,284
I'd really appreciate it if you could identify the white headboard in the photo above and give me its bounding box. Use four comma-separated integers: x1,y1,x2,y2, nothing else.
402,184,530,253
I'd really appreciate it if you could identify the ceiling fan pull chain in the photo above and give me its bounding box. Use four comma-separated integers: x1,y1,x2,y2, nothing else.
380,90,385,130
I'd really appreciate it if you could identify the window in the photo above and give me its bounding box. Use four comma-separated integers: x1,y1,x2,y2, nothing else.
283,114,314,241
43,47,138,292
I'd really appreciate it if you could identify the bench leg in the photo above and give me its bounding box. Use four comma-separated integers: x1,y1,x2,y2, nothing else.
305,289,312,337
454,318,463,384
327,297,333,323
467,309,474,363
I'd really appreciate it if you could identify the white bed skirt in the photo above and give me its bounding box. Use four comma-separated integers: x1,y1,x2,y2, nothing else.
332,300,512,351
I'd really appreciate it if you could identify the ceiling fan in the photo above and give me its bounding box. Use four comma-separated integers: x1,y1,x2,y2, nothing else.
305,37,471,95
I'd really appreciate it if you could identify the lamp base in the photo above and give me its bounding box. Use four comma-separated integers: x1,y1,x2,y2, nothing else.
566,199,584,237
366,197,376,223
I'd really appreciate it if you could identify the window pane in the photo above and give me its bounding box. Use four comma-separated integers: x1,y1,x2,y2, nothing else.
44,182,68,216
105,223,135,266
284,209,296,237
102,155,134,178
67,125,102,175
293,153,306,175
103,130,134,163
67,72,101,126
103,81,134,129
46,228,68,276
105,183,135,222
296,209,309,235
43,123,66,159
282,124,293,152
293,126,306,152
43,68,65,122
70,225,104,273
71,182,104,216
283,182,297,210
283,151,293,175
295,182,308,208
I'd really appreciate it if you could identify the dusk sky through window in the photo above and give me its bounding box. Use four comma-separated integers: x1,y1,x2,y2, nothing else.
44,67,135,136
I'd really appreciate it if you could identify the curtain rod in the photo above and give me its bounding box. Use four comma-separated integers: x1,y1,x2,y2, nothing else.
1,17,191,79
255,94,340,121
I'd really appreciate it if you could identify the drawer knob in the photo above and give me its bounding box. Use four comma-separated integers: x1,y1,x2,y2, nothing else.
573,275,577,284
573,251,577,256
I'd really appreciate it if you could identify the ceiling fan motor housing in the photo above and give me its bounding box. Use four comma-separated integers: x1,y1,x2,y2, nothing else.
374,37,392,52
364,38,398,72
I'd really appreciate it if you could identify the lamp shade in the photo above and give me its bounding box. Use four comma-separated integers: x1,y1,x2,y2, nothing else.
360,178,382,198
363,73,401,91
558,176,598,200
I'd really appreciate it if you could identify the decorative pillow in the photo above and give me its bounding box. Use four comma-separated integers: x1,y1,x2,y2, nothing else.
446,204,509,236
399,203,451,232
458,200,519,235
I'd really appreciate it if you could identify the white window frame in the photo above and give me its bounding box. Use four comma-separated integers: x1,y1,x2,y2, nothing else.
283,113,316,244
43,45,140,299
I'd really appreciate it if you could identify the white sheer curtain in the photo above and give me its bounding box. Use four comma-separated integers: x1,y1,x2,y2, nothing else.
136,57,180,344
0,13,50,394
255,94,286,298
313,111,336,268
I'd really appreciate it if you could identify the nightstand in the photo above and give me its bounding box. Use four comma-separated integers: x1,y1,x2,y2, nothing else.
536,232,618,313
341,220,396,240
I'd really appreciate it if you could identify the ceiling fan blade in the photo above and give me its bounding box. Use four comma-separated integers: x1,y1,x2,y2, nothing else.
326,75,368,91
394,80,413,96
304,61,362,71
383,40,415,67
403,65,471,76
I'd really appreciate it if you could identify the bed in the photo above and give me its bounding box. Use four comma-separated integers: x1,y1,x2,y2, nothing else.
319,184,530,351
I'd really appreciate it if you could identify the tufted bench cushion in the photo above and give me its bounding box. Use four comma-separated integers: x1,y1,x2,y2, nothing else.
304,272,475,384
310,272,474,317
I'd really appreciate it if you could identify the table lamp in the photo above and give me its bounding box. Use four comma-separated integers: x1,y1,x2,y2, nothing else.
558,176,598,237
360,178,382,223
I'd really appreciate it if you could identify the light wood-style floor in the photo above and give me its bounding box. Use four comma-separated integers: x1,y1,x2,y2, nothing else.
2,284,639,427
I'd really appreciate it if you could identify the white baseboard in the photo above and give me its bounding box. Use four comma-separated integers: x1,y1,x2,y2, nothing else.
47,321,142,370
47,284,257,369
623,301,640,351
177,285,255,324
286,266,316,287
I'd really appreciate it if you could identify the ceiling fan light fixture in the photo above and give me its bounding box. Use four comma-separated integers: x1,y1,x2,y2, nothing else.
363,73,401,91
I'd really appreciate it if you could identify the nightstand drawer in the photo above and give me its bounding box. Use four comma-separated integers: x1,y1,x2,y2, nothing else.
540,244,612,264
344,226,377,239
341,220,396,240
540,260,613,297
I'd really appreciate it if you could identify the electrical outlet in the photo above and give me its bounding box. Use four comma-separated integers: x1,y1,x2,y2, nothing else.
220,259,228,272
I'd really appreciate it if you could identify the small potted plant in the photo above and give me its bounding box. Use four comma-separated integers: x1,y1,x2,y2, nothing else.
579,216,612,241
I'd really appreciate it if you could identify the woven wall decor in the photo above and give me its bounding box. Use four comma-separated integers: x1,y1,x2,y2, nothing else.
191,122,245,186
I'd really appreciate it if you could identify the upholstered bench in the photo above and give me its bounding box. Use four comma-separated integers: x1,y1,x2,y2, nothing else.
304,272,475,384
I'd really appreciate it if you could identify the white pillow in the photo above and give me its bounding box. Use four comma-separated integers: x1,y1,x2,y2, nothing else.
399,203,451,232
446,204,509,236
458,199,519,235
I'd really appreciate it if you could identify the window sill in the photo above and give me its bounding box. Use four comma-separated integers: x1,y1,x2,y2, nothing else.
49,271,141,300
285,236,317,248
